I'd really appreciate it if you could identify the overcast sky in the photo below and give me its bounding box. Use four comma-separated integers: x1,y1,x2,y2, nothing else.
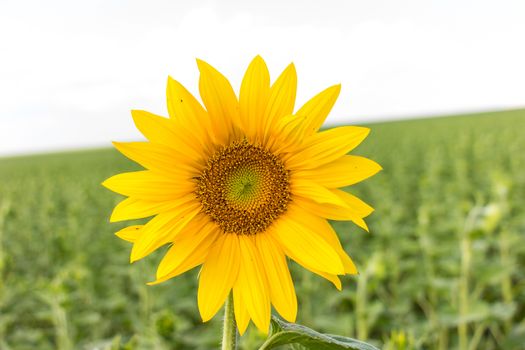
0,0,524,156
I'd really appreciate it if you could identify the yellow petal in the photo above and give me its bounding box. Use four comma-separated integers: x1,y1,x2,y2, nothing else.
340,251,358,275
273,207,347,288
295,84,341,136
266,114,307,155
334,189,374,218
198,233,241,322
270,215,344,275
290,179,349,207
239,55,270,140
113,141,201,175
130,202,201,262
166,77,212,147
294,195,371,231
110,195,195,222
115,225,143,243
285,126,370,170
196,59,239,144
295,155,382,188
102,170,193,201
263,63,297,144
236,236,271,333
233,287,251,336
288,205,358,275
147,221,219,285
131,110,204,161
307,267,342,290
156,218,219,279
256,233,297,322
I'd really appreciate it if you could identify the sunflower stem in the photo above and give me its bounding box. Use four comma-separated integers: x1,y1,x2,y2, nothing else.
222,292,238,350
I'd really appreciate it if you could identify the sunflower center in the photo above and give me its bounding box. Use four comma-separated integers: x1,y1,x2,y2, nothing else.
196,140,291,235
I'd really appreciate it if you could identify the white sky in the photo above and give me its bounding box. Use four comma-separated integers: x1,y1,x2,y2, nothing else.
0,0,524,156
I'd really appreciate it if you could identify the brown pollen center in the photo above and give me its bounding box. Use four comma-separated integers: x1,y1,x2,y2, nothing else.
196,140,290,235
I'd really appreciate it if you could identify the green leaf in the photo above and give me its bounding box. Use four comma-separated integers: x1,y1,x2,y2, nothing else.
258,317,381,350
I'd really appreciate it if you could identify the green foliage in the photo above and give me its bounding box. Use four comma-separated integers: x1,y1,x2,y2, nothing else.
258,317,379,349
1,109,524,349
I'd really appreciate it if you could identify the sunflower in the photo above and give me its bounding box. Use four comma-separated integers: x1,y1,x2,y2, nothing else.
103,56,381,335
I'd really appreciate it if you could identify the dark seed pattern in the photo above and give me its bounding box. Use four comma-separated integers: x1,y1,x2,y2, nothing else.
196,140,291,235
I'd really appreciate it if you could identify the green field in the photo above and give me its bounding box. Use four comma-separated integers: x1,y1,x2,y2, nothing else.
1,109,524,350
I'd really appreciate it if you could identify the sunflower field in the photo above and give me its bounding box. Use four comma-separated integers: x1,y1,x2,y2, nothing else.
0,109,524,350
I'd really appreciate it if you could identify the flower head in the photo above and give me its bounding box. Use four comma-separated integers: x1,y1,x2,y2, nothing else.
103,56,381,334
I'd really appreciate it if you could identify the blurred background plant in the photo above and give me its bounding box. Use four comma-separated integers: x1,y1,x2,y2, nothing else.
1,110,523,349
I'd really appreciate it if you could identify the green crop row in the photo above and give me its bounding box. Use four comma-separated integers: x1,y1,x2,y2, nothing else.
0,109,524,349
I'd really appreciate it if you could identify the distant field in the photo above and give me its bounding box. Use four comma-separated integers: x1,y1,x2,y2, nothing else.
1,109,524,350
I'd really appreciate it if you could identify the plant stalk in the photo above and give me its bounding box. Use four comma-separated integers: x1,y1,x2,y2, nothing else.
222,292,238,350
